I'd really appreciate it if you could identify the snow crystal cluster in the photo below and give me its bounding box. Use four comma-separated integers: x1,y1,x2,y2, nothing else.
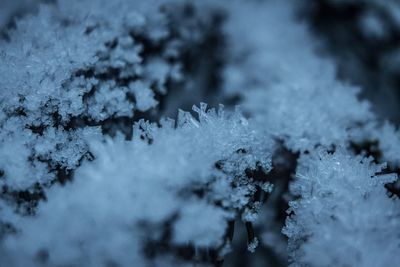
0,0,399,267
284,148,400,267
224,1,400,266
2,104,273,266
0,0,224,191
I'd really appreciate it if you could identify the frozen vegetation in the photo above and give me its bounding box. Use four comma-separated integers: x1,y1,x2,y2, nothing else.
0,0,399,266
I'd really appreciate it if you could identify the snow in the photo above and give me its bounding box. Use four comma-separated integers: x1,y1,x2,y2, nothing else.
0,0,399,266
283,148,400,267
2,104,272,266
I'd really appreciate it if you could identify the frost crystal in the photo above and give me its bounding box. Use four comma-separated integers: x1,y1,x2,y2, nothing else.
2,105,272,266
1,0,400,266
283,148,400,267
247,238,259,253
0,0,225,192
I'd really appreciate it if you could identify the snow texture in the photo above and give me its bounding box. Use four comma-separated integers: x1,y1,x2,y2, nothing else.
283,148,400,267
0,0,222,190
1,104,272,266
0,0,399,266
